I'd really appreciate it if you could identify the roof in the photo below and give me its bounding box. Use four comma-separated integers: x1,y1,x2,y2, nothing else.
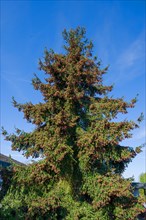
0,153,25,167
131,182,146,190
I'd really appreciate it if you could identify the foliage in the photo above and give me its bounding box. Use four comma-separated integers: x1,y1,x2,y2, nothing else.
139,173,146,183
0,166,13,201
1,27,145,219
139,173,146,197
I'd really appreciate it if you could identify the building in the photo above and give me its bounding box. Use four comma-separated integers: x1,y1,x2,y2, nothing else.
0,153,25,189
0,153,24,167
131,182,146,197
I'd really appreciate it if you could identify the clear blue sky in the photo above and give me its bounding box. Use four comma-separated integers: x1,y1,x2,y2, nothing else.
1,0,145,181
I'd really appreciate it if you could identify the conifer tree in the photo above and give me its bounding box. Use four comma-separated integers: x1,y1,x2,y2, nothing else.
1,27,145,219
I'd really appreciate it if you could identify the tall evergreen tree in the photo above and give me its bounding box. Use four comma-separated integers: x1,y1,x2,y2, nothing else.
1,27,145,219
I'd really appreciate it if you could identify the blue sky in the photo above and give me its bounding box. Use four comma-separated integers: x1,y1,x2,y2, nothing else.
1,0,145,181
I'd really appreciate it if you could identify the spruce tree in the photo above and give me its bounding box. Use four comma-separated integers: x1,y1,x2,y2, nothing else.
1,27,145,219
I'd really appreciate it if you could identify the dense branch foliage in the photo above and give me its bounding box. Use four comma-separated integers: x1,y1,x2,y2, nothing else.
1,27,145,219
